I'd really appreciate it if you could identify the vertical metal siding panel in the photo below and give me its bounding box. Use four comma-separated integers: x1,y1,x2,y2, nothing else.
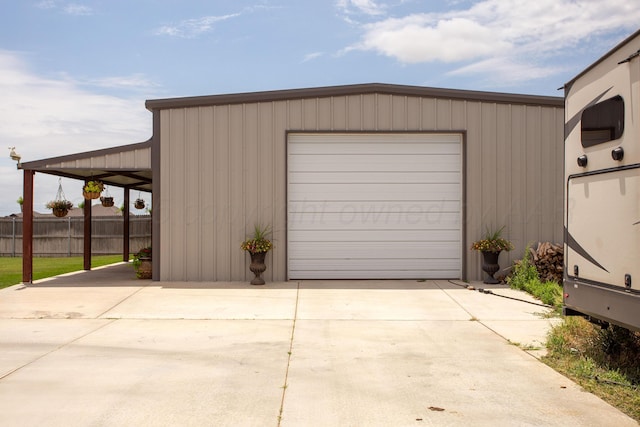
229,105,246,280
450,100,466,130
436,99,452,130
200,106,216,280
553,108,565,243
317,97,332,129
525,106,542,244
159,110,172,280
258,102,276,281
243,104,260,281
481,103,498,227
347,95,362,130
168,109,187,280
196,107,216,281
510,105,527,255
362,94,376,129
376,94,392,130
406,97,421,130
303,99,318,130
540,106,563,244
496,103,514,267
421,98,437,130
185,108,202,280
392,95,406,130
213,105,231,280
464,101,483,280
288,100,302,129
273,101,288,280
332,96,347,130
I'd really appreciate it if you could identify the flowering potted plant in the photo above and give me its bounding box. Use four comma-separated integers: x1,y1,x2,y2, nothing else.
132,246,152,279
471,226,514,284
46,199,73,218
241,225,273,285
83,180,104,200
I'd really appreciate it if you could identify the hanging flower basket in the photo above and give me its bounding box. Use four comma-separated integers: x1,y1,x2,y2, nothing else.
47,200,73,217
100,185,114,207
46,179,73,218
83,181,104,200
100,196,114,207
134,198,145,210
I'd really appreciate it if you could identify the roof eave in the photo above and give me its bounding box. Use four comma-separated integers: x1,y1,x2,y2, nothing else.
145,82,563,111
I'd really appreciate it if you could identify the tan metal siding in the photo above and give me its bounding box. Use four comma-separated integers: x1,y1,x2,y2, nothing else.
158,93,563,281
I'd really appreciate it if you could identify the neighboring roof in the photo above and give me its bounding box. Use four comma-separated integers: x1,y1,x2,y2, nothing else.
564,28,640,90
19,140,152,192
66,204,123,217
145,82,564,111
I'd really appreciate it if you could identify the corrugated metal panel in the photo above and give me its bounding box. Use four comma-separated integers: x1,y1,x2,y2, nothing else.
288,133,463,279
46,146,151,170
157,90,563,282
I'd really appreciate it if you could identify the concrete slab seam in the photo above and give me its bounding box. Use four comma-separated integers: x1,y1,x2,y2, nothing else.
278,281,301,427
96,285,149,319
0,319,117,381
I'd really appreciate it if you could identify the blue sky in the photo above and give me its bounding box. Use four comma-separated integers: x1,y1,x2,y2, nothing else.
1,0,639,217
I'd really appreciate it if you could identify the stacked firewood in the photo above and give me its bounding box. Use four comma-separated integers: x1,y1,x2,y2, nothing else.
529,242,564,283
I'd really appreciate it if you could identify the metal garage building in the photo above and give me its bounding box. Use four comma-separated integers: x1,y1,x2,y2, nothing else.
144,83,564,282
19,83,564,283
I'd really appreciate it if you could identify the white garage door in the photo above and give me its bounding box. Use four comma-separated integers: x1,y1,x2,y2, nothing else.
288,133,462,279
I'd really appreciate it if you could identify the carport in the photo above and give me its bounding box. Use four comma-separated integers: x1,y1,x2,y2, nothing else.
18,140,154,283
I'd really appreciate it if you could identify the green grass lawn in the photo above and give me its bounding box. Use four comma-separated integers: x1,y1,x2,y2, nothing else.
0,255,125,289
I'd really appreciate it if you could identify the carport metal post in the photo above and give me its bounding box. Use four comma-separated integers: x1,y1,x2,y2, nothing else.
123,188,130,262
22,169,34,284
83,179,92,271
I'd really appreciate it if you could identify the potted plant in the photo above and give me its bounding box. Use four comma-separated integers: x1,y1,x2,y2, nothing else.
471,226,514,284
134,198,145,209
83,180,104,200
132,246,152,279
241,225,273,285
46,199,73,218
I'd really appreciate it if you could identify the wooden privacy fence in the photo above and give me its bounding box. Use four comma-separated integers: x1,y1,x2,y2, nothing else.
0,216,151,257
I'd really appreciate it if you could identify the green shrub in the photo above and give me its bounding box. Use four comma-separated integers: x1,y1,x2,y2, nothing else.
507,245,562,308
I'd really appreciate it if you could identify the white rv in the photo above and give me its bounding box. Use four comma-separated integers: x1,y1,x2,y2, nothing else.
564,29,640,332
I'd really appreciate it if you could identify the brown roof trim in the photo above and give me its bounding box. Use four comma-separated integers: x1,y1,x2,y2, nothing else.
564,29,640,90
145,83,563,111
19,139,152,170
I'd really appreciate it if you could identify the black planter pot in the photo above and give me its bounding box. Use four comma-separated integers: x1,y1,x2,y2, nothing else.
249,251,268,285
481,250,502,284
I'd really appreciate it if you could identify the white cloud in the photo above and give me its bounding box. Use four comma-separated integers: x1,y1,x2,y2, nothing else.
343,0,640,83
302,52,324,62
154,13,241,38
337,0,387,16
35,1,93,15
0,50,152,217
64,4,93,16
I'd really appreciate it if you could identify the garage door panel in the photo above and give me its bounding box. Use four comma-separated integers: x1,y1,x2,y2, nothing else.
289,200,461,214
289,142,461,155
289,171,461,184
289,258,461,271
289,154,460,172
288,133,462,280
289,269,461,279
289,241,460,259
289,229,461,242
289,183,461,201
289,212,461,230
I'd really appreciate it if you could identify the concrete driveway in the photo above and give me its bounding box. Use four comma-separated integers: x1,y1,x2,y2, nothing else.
0,263,635,426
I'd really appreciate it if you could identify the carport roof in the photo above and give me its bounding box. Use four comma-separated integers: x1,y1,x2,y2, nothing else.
18,140,152,192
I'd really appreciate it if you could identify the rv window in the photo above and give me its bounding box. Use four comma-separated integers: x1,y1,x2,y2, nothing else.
581,95,624,147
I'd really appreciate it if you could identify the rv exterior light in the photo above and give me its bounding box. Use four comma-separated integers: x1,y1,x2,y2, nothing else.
577,155,588,167
611,147,624,161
